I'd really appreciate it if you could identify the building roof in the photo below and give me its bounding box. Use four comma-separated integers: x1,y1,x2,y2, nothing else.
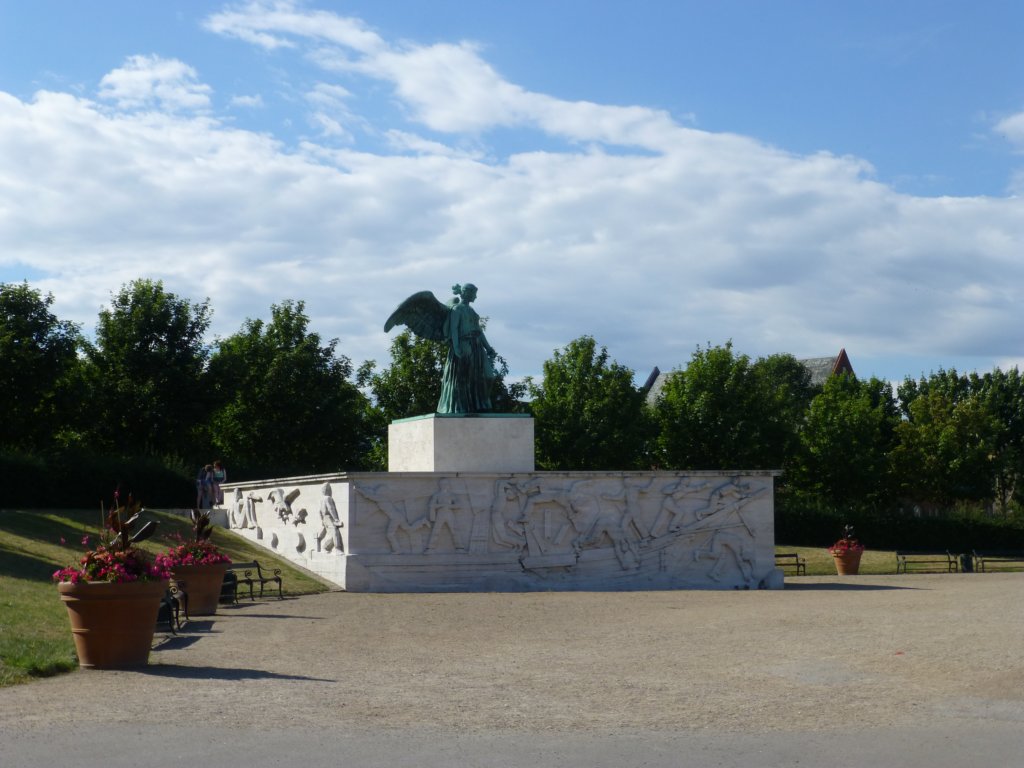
797,348,854,386
641,349,854,406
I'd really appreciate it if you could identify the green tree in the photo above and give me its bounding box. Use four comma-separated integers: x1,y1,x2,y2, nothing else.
86,279,212,460
890,387,999,510
652,343,809,470
893,367,1024,512
750,352,816,470
0,282,82,450
528,336,650,470
208,300,373,477
790,374,899,507
972,367,1024,512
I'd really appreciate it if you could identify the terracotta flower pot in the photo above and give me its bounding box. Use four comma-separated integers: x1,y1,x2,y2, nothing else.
832,549,863,575
170,562,230,615
58,579,168,669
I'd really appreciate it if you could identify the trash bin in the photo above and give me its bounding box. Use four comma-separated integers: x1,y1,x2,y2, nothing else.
959,553,973,573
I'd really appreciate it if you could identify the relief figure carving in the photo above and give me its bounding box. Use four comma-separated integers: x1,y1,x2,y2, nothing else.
355,483,430,553
651,478,711,536
315,482,344,553
425,478,471,553
242,491,264,538
693,529,754,582
566,480,640,570
487,479,528,550
230,488,245,527
270,487,302,524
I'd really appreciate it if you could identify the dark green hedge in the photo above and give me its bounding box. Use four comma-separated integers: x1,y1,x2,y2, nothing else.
776,497,1024,552
0,450,193,509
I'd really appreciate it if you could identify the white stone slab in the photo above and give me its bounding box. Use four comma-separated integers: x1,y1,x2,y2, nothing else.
388,414,535,472
222,470,784,592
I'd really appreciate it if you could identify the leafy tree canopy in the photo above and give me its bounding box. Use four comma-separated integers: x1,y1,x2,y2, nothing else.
789,373,899,507
651,342,812,471
87,279,212,460
0,282,82,450
209,299,373,477
528,335,650,470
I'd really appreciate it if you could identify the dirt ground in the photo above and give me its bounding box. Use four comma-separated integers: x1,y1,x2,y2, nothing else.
2,574,1023,735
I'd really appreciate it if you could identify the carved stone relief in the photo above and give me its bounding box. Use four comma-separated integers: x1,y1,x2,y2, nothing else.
347,474,765,580
225,471,778,591
315,482,344,553
270,488,303,525
354,483,431,553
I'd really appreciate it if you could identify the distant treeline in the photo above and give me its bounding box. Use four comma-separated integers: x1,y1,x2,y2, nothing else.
2,280,1022,549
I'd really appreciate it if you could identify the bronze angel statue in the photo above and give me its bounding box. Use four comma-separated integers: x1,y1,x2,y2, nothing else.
384,283,498,414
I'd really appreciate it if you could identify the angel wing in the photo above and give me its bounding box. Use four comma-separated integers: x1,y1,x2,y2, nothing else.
383,291,450,342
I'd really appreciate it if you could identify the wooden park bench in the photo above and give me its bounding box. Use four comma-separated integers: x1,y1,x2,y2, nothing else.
775,552,807,576
225,560,284,600
972,551,1024,573
895,551,959,574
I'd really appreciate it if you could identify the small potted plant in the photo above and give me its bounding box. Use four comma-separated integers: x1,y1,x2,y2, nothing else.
828,524,865,575
157,509,232,615
54,490,170,669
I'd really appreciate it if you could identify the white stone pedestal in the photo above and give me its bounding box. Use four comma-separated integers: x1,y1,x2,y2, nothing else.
388,414,535,472
220,470,784,592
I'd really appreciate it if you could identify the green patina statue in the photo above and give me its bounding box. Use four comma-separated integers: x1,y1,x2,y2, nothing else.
384,283,498,414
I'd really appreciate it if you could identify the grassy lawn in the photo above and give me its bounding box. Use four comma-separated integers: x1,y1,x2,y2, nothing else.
775,544,898,576
0,508,332,687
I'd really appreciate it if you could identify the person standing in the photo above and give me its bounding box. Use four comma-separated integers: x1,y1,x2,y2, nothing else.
196,464,214,509
212,460,227,506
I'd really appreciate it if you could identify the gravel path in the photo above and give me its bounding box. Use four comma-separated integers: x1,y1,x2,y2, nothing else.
2,574,1023,765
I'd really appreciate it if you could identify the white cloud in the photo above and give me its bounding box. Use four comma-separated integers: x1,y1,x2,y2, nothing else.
98,54,212,111
995,111,1024,149
230,94,265,108
303,82,362,140
203,1,384,53
0,5,1022,384
384,130,484,159
209,2,683,150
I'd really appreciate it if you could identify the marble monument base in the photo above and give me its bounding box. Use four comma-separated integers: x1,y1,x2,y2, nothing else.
388,413,535,472
221,470,784,592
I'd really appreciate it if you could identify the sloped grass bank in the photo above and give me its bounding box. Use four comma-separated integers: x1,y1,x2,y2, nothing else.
0,508,330,687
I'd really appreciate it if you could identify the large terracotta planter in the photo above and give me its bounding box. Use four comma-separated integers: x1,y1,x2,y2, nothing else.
58,579,168,669
832,549,864,575
171,562,230,615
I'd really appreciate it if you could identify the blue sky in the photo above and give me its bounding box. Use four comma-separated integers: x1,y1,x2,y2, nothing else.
1,1,1022,385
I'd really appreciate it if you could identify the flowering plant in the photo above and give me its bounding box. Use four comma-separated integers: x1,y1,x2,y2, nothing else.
53,491,169,584
828,524,865,556
157,537,231,568
156,509,231,568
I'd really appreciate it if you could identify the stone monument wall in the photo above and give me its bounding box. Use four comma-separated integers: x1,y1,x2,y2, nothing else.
221,470,782,592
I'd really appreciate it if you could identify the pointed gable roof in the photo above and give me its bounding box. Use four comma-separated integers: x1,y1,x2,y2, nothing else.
642,349,854,405
797,348,854,386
